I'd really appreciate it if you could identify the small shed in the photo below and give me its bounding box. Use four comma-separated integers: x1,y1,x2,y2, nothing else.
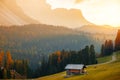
65,64,86,75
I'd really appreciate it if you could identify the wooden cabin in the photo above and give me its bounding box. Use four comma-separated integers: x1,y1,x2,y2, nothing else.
65,64,86,75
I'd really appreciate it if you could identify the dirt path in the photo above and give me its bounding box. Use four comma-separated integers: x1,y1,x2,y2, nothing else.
99,52,116,65
37,53,117,80
54,53,117,79
88,52,116,67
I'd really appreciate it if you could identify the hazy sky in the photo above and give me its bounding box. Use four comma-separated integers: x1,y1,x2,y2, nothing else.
16,0,91,28
17,0,120,27
46,0,120,27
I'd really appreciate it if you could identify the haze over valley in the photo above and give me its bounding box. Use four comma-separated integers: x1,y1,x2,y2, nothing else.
0,0,120,79
0,0,119,69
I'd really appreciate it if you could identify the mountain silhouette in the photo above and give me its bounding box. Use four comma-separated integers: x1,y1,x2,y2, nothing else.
17,0,92,28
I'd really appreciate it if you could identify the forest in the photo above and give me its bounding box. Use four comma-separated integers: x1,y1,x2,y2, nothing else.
33,29,120,78
0,44,97,78
0,29,120,79
0,24,114,69
34,45,97,77
0,51,31,79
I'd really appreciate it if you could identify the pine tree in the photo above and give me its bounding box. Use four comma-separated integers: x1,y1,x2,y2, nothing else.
104,40,108,55
90,45,96,64
108,40,113,55
101,44,105,56
82,46,90,65
22,60,28,76
7,70,11,79
0,67,4,79
3,68,7,79
103,40,113,56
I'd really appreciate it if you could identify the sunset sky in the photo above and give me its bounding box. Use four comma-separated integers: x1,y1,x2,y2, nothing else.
46,0,120,27
16,0,120,27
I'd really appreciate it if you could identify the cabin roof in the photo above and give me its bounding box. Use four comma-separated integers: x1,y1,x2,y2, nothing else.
65,64,84,70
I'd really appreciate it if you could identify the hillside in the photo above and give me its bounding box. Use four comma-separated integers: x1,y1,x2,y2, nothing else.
0,24,116,69
0,24,97,68
0,24,103,67
76,25,118,34
0,0,38,26
38,52,120,80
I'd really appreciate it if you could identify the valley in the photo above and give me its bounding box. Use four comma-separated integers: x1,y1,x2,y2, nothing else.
0,0,119,79
0,24,116,69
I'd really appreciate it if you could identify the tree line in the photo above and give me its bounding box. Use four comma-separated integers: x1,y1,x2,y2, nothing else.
115,30,120,51
0,25,110,69
34,45,97,78
35,29,120,78
101,40,113,56
0,45,97,78
1,29,120,79
100,30,120,56
0,50,31,79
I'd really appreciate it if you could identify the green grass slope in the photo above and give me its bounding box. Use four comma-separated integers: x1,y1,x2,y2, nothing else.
97,55,112,63
37,52,120,80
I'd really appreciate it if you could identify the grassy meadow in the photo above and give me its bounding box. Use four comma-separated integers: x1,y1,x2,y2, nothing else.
97,55,112,63
37,52,120,80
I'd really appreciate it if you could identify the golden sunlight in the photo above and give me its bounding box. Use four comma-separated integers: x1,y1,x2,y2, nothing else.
47,0,120,27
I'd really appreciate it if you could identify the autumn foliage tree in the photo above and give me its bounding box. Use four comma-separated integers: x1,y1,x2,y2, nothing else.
6,51,13,69
115,30,120,51
0,51,4,67
0,50,31,79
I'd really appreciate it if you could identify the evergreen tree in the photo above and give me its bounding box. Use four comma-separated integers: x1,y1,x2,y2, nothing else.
108,40,113,55
3,68,7,79
0,67,4,79
102,40,113,56
104,40,109,55
40,56,48,76
90,45,96,64
34,45,98,78
101,44,105,56
82,46,90,65
7,70,11,79
22,60,28,76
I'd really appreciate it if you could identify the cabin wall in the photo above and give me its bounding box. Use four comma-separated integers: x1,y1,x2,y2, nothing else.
66,69,83,75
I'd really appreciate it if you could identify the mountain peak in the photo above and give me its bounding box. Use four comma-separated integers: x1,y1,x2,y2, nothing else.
16,0,92,28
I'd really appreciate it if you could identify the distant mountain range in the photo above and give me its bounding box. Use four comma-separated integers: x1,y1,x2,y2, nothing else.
16,0,92,28
0,0,38,26
76,25,119,34
0,0,119,31
0,0,92,28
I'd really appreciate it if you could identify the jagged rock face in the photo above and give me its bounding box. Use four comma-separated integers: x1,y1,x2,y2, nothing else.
16,0,92,28
0,0,91,28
